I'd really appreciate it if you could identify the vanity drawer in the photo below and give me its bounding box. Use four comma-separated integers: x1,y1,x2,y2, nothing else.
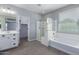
11,41,19,47
10,36,18,42
10,34,17,38
12,38,16,40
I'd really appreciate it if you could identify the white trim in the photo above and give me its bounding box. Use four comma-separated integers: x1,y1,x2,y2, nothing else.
28,16,31,41
36,21,41,42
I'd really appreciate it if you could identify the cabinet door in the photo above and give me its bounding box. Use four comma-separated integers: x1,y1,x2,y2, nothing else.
0,35,4,50
0,34,11,50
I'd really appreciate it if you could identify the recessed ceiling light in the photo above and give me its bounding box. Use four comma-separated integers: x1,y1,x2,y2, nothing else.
37,4,41,6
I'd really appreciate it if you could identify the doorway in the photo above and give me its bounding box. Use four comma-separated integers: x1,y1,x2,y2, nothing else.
20,24,28,41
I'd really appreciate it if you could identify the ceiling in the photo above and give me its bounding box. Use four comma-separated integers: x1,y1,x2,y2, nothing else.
13,4,69,14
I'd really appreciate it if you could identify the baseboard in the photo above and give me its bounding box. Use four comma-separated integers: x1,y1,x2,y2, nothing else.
28,39,36,41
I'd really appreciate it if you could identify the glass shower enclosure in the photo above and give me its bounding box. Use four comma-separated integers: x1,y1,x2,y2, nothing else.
37,17,57,46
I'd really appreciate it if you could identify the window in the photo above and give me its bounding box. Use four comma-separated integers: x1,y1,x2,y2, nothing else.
58,7,79,34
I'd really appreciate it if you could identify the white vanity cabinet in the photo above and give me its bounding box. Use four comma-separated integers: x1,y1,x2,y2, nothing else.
0,10,20,50
0,32,19,51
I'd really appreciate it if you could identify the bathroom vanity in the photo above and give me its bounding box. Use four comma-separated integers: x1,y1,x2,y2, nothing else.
0,9,20,51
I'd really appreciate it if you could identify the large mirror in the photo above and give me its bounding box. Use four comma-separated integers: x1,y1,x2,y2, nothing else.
0,7,16,31
5,17,16,31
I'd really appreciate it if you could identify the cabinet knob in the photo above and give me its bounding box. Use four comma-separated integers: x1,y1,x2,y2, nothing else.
2,35,5,37
13,38,16,40
13,34,15,36
13,43,16,45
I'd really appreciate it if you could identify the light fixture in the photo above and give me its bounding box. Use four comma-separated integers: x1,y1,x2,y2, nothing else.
0,7,16,14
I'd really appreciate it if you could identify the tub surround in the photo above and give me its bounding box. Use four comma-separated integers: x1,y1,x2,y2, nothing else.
49,33,79,54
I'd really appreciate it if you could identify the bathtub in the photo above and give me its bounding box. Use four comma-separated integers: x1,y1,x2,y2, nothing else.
49,33,79,55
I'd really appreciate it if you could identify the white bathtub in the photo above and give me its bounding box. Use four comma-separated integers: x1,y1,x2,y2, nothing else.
49,33,79,55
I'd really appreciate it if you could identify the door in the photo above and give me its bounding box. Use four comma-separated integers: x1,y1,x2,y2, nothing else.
20,24,28,40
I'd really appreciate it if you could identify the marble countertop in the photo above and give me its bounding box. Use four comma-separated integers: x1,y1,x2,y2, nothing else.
0,31,18,34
